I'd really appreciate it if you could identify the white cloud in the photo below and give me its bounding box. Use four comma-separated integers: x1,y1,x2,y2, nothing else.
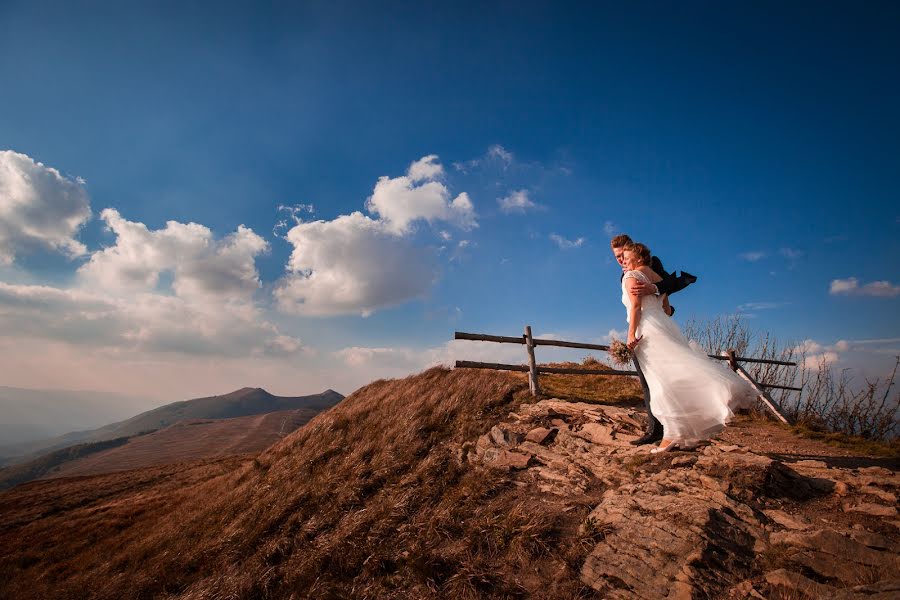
365,155,476,234
602,328,628,343
453,144,514,173
602,221,618,238
0,282,302,358
829,277,900,297
498,189,540,214
276,156,478,317
407,154,444,182
273,203,315,238
737,301,786,312
487,144,513,166
790,338,900,374
779,247,804,260
333,346,419,369
739,251,766,262
550,233,585,249
78,209,268,300
0,150,92,264
274,212,436,317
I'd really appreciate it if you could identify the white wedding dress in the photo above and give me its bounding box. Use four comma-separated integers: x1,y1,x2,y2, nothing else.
622,270,755,443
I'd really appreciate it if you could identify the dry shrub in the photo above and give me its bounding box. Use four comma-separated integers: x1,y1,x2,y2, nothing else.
683,316,899,442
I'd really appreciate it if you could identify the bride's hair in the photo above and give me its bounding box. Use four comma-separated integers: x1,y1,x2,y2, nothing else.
624,242,651,266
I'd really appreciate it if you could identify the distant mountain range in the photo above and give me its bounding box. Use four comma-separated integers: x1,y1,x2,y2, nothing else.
0,387,344,467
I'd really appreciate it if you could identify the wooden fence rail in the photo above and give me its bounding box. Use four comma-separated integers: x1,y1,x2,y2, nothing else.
453,327,798,424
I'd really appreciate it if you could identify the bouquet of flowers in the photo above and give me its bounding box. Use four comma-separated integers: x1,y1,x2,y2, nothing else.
607,339,633,366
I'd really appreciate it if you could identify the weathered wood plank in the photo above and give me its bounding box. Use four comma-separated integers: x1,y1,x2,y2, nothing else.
454,361,637,377
758,382,803,392
533,339,610,351
537,366,638,376
455,331,525,344
708,355,796,367
525,325,540,396
455,360,529,372
734,363,791,424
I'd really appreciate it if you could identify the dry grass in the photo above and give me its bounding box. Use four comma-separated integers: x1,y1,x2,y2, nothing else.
785,423,900,458
0,367,606,600
537,356,643,405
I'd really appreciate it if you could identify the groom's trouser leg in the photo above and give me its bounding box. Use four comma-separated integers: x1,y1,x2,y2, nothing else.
632,355,662,438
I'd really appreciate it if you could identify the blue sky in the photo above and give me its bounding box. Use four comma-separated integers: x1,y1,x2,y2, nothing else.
1,1,898,401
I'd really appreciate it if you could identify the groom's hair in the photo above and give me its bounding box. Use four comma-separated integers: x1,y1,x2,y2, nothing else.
624,242,652,266
610,234,632,248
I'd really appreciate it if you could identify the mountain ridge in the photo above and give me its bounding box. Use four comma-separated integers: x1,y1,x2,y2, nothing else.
0,387,344,466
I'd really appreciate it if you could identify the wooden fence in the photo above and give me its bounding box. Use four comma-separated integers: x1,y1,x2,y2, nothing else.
453,326,799,424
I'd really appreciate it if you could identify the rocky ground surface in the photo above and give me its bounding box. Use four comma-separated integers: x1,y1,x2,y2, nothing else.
461,399,900,599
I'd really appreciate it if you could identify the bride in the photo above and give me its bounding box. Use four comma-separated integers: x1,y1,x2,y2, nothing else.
622,242,754,453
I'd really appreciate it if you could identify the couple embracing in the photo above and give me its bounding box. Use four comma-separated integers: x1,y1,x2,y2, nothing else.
610,234,754,453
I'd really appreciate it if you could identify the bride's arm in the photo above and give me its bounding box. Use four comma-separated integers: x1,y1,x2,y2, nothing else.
626,275,643,347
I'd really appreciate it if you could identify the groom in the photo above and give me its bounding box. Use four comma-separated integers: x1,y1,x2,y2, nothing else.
610,234,697,445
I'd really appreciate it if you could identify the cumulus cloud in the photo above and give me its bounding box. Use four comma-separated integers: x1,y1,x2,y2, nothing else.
78,209,268,300
365,155,476,234
739,251,766,262
0,208,302,360
276,156,478,317
550,233,585,249
0,282,302,358
829,277,900,297
0,150,92,264
275,212,436,317
497,189,540,214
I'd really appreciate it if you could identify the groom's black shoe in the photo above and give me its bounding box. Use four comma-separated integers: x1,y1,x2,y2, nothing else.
630,430,664,446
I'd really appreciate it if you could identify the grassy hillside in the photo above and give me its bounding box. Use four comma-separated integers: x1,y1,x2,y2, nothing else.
0,436,138,491
1,367,615,599
0,387,344,465
39,408,322,480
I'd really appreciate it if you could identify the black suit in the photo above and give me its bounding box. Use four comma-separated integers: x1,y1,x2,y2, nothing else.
621,256,697,441
621,255,697,297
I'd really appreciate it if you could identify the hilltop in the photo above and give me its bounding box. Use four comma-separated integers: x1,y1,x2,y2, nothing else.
0,387,344,465
0,367,897,599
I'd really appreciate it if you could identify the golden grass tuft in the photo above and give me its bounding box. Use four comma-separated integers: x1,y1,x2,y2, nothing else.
537,356,643,405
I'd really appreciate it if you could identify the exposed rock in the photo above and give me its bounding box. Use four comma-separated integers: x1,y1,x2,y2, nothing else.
461,397,900,598
851,530,900,552
524,426,558,445
671,455,697,468
763,509,811,530
765,569,837,599
482,447,532,471
845,502,898,517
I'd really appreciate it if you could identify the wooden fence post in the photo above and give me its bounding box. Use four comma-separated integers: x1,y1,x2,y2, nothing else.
724,350,791,425
524,325,540,396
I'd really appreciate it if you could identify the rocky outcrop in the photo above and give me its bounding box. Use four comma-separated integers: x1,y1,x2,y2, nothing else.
463,398,900,599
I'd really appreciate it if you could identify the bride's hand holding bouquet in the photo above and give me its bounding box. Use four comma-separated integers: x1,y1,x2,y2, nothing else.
608,339,635,366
